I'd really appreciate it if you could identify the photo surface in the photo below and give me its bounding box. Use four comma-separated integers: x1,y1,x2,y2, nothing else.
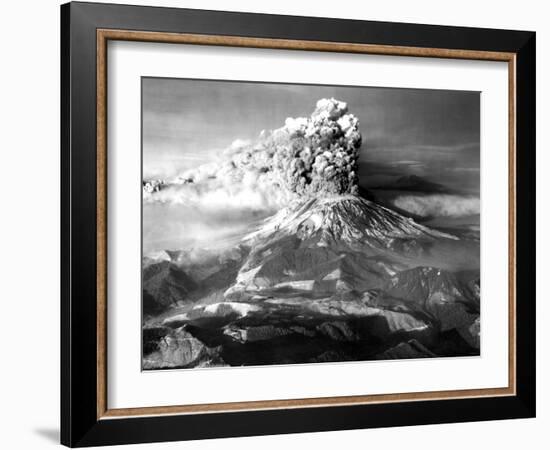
142,78,480,370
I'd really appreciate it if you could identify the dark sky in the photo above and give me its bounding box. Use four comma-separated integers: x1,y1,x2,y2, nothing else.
142,77,480,194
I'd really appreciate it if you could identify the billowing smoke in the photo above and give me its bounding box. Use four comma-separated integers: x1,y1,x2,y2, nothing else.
144,98,362,212
273,98,361,196
392,194,480,218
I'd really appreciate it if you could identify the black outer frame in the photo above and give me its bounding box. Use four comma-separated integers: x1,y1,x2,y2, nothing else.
60,1,536,447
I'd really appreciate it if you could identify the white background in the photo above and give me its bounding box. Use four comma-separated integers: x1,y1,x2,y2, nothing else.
0,0,547,449
109,42,509,409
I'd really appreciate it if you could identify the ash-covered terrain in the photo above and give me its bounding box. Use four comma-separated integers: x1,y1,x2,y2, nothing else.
142,98,480,370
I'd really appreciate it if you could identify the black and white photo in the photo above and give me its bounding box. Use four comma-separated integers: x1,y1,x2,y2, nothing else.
141,78,481,370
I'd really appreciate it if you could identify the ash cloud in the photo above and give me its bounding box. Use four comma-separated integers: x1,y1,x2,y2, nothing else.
392,194,480,218
144,98,362,212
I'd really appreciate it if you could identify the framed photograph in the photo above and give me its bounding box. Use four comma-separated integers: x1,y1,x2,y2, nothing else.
61,2,536,447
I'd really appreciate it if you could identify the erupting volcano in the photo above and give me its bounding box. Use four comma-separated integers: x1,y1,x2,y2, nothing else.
142,97,480,370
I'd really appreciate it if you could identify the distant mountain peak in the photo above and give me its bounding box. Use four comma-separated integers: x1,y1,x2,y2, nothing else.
382,174,447,193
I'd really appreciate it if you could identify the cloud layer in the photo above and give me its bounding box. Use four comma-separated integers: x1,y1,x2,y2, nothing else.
392,194,480,218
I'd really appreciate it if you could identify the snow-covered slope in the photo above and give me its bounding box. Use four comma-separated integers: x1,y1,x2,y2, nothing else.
245,195,457,246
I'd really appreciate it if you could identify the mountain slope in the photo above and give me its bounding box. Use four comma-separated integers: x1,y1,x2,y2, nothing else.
227,195,464,298
144,195,480,368
143,261,197,313
245,195,456,245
